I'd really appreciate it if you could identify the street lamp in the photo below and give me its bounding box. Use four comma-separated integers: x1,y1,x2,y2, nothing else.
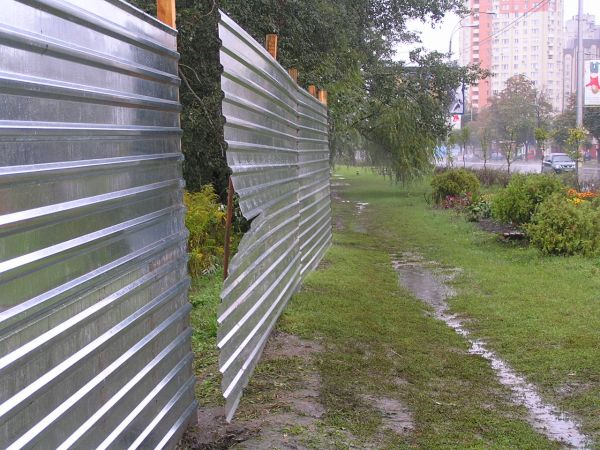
448,11,496,58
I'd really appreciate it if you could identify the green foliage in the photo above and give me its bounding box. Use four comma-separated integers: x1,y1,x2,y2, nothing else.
565,127,587,163
431,169,480,204
465,194,493,222
534,127,550,156
491,174,565,225
130,0,230,198
184,186,227,276
526,194,600,256
488,75,552,166
552,96,576,150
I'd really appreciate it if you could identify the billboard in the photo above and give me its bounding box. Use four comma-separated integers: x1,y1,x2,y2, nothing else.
585,60,600,106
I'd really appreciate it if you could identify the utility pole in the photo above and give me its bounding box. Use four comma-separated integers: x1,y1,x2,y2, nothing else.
576,0,584,127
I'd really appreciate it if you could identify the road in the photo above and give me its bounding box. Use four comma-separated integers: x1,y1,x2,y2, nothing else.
456,160,600,184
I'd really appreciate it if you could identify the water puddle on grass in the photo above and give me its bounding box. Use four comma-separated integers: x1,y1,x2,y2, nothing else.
391,253,590,449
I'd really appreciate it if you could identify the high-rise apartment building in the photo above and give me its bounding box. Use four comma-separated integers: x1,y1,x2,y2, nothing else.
563,14,600,111
459,0,564,112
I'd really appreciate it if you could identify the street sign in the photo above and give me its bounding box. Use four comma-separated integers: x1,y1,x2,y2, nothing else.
449,83,465,115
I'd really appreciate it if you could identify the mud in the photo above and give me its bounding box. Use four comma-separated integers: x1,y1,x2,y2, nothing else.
362,395,415,435
392,252,590,449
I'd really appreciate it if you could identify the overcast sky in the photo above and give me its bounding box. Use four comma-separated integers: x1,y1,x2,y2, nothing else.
394,1,600,62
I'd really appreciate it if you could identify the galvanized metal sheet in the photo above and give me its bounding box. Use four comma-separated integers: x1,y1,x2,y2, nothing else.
218,11,332,420
0,1,195,448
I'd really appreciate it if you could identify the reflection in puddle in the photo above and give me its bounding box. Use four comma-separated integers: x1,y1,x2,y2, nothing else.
392,254,590,449
356,202,369,214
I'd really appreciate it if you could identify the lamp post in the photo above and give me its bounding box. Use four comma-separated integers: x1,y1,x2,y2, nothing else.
576,0,584,128
448,12,496,58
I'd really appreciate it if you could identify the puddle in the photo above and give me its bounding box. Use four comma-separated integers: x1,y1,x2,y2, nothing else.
355,202,369,214
352,202,369,233
392,253,590,450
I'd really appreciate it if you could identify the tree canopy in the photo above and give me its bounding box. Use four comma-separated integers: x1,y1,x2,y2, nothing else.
131,0,488,188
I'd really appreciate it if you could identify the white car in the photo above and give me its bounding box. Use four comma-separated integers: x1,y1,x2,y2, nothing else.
542,153,576,173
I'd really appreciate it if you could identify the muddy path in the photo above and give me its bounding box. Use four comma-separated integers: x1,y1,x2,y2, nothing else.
392,252,590,449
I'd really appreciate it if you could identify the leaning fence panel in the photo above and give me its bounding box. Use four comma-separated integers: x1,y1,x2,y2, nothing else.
0,1,195,448
218,11,332,421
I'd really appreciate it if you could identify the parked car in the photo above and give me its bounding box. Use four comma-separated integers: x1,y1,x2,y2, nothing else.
541,153,576,173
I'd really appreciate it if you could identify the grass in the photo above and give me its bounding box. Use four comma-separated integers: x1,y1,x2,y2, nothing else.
188,269,224,407
187,166,600,448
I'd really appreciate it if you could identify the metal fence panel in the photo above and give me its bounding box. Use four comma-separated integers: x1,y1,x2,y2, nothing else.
297,89,332,278
0,1,196,448
218,11,332,420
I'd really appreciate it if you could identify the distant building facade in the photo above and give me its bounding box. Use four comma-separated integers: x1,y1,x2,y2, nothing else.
459,0,564,112
563,14,600,111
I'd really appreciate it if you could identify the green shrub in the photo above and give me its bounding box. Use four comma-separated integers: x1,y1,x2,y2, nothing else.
465,194,493,222
526,194,600,256
431,169,480,204
491,174,565,225
184,185,227,277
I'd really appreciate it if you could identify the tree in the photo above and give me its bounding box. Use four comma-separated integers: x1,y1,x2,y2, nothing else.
489,75,551,162
500,127,519,175
451,126,470,168
446,132,457,167
132,0,487,185
552,95,576,151
566,127,588,184
470,107,493,169
480,127,493,170
130,0,229,198
534,128,550,159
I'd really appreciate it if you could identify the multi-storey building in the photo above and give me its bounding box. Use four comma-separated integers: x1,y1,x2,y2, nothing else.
563,14,600,111
459,0,564,112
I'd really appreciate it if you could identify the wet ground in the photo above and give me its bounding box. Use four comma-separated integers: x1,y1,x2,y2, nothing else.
392,252,590,449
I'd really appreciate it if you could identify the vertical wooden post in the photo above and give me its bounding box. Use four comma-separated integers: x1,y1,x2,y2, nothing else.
265,34,278,59
308,85,317,97
223,176,234,280
288,68,299,83
157,0,176,28
318,90,328,105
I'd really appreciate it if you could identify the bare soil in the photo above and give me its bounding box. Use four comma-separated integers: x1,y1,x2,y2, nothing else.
180,332,329,449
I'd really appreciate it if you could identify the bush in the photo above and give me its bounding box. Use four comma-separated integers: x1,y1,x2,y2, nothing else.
491,174,565,225
467,168,511,187
465,193,493,222
526,194,600,256
184,186,227,276
431,169,480,204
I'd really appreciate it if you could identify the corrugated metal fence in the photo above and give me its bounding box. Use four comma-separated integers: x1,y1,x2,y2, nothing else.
218,11,332,420
0,0,196,448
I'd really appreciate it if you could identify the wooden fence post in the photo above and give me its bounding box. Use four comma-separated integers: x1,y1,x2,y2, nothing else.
288,68,298,83
308,85,317,97
223,177,235,280
157,0,176,28
265,34,278,59
318,90,328,106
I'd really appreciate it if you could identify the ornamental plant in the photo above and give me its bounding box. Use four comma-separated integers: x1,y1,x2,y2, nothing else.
491,174,564,225
431,169,480,205
526,193,600,256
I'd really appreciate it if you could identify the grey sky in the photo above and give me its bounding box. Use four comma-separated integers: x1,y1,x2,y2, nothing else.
394,1,600,62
